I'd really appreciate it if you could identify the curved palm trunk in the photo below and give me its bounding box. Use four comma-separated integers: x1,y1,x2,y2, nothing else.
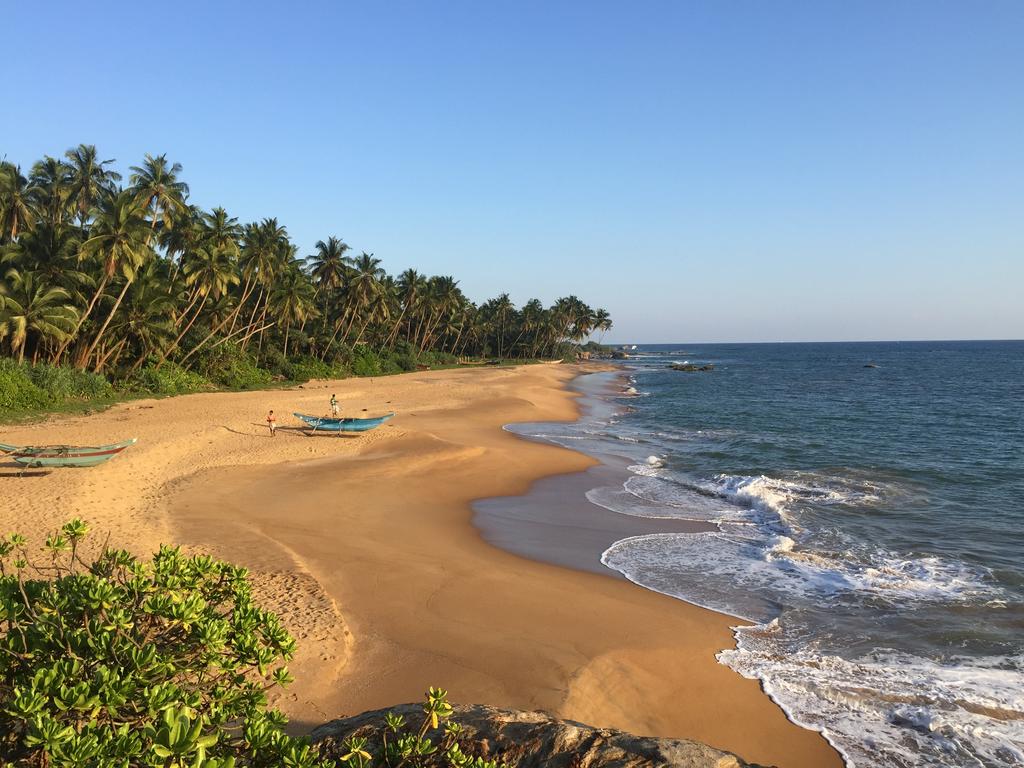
385,303,409,350
240,288,265,351
55,272,110,362
81,278,134,371
227,276,256,335
156,293,208,369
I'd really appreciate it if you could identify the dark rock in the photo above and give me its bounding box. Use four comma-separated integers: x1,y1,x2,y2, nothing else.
669,363,714,372
312,703,766,768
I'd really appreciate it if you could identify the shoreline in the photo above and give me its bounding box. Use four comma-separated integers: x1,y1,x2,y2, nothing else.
0,364,841,767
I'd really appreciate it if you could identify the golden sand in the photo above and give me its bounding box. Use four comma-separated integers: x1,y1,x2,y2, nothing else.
1,365,841,767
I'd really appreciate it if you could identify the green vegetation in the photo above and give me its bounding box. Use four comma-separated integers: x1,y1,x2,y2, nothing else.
0,521,324,767
1,146,612,403
0,523,504,768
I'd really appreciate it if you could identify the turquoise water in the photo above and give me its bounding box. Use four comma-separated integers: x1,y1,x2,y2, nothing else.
537,342,1023,766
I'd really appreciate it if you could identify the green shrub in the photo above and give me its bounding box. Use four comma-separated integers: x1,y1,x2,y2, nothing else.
26,362,114,401
0,521,329,768
0,359,50,411
286,356,349,383
350,346,382,377
0,524,505,768
129,362,212,396
325,688,506,768
199,343,273,390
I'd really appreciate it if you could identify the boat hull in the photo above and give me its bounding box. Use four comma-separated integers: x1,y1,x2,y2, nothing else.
293,412,395,432
0,438,138,468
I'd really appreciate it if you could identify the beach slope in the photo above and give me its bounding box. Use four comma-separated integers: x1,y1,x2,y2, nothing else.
0,365,840,768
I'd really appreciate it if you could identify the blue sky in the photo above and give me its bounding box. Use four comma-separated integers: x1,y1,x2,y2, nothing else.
5,1,1022,342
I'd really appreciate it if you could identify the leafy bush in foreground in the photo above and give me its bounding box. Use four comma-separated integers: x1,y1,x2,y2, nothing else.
0,521,328,767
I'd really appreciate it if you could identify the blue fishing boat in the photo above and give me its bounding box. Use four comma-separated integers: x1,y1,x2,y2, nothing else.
293,412,395,433
0,438,138,469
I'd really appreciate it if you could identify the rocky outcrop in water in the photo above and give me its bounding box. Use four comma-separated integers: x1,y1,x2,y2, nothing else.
669,363,714,372
311,704,767,768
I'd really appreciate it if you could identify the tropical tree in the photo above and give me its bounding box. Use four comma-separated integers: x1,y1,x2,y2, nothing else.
270,257,317,357
0,163,35,242
129,153,190,235
76,191,154,369
65,143,122,226
0,269,78,362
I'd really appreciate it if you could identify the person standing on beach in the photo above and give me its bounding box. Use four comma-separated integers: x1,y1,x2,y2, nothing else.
267,410,277,436
330,394,339,417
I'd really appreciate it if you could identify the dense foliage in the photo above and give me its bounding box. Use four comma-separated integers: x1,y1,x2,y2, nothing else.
0,521,326,767
0,147,612,384
0,524,505,768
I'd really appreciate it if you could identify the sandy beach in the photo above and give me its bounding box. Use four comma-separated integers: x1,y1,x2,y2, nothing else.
1,365,841,768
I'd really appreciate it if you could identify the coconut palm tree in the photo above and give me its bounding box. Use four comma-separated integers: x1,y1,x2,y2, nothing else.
0,163,35,242
0,269,78,362
593,307,612,342
201,207,242,259
110,263,176,373
309,236,351,292
339,252,384,342
76,190,154,369
65,144,121,226
129,153,190,235
159,241,240,365
29,156,73,227
270,259,317,357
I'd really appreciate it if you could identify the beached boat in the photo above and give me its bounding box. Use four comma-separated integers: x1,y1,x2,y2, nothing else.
0,438,137,468
293,412,395,432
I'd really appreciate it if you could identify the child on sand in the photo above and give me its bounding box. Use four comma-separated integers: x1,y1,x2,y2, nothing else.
267,410,277,436
330,394,339,417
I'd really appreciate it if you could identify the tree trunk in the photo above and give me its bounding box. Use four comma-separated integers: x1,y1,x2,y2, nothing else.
83,278,133,371
56,272,110,362
156,293,208,369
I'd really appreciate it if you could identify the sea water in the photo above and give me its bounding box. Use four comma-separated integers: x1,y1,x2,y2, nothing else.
517,341,1024,768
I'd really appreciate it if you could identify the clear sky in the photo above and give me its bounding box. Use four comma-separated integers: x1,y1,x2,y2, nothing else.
4,1,1022,343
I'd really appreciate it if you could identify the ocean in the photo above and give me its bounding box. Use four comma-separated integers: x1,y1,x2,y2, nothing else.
502,341,1024,767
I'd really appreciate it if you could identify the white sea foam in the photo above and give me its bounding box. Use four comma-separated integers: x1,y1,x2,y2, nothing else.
603,532,1023,767
721,640,1024,768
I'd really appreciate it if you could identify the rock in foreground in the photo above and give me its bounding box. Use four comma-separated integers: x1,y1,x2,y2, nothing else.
312,703,768,768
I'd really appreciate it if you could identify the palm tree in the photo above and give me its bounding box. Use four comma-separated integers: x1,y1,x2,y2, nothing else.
129,153,189,235
340,252,384,342
159,241,240,365
269,259,317,357
593,308,612,343
384,268,424,350
491,293,515,357
201,207,242,259
65,144,121,226
309,236,351,292
76,191,154,369
0,163,35,242
29,156,73,227
0,269,78,362
419,276,461,352
112,263,177,373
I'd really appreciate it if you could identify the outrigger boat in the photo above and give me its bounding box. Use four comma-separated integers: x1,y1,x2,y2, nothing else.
0,438,138,469
293,412,395,433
